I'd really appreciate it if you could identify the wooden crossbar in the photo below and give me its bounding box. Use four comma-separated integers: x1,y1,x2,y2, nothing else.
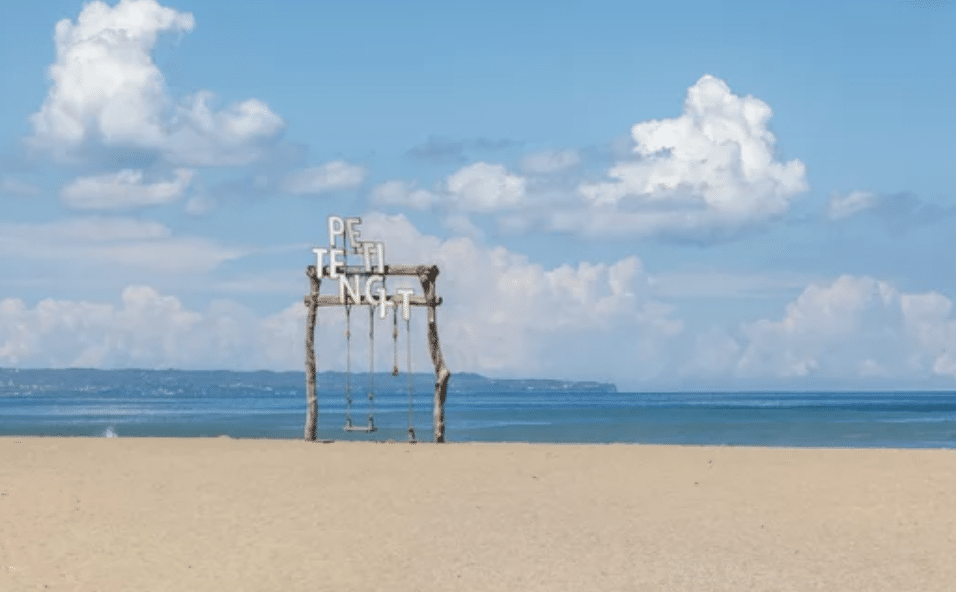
307,264,437,279
303,294,442,307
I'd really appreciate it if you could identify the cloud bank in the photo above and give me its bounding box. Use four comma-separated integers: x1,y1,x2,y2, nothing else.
4,214,956,388
0,215,683,385
733,276,956,379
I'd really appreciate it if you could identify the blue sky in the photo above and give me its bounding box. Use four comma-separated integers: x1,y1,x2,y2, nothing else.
0,0,954,389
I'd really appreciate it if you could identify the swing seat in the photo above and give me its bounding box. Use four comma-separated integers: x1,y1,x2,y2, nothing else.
343,419,377,433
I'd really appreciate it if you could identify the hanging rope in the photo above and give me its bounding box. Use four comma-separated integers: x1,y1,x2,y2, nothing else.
344,303,353,429
392,305,400,376
407,312,415,442
367,305,375,430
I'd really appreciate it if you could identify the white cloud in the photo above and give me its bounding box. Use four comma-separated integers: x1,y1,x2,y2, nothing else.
373,163,525,213
520,149,580,175
1,178,41,197
573,75,807,239
372,163,526,213
358,213,682,382
60,168,194,210
446,162,526,212
0,217,246,273
735,275,956,379
371,180,439,209
284,161,367,195
29,0,283,166
828,190,878,220
162,92,285,166
0,286,305,370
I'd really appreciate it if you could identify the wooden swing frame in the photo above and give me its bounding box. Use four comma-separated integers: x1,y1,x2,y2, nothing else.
303,264,451,443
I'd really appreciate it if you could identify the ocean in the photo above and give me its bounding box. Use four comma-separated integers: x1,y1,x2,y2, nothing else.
2,368,955,448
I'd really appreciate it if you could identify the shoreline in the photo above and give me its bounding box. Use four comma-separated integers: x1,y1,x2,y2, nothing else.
3,438,955,591
5,434,956,450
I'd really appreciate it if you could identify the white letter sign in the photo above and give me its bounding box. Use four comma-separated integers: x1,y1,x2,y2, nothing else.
313,214,422,317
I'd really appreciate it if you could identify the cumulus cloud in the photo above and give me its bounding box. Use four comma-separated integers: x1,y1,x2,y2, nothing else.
571,75,807,239
374,162,527,213
162,92,284,166
0,217,246,273
357,213,682,382
520,149,580,175
0,286,305,370
734,275,956,379
445,162,526,212
284,161,367,195
29,0,283,165
60,168,194,210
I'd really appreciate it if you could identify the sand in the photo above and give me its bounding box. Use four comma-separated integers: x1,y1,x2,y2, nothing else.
1,437,955,591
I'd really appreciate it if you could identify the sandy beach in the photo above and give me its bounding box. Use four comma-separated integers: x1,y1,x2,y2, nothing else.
1,438,955,591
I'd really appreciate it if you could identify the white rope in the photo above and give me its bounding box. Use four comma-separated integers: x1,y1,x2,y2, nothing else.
344,304,352,429
368,305,375,429
392,305,399,376
407,314,415,442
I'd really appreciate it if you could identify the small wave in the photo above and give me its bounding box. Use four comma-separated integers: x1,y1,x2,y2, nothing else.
103,426,118,438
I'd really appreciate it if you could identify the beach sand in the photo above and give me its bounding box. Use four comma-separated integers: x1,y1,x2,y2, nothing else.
1,437,955,591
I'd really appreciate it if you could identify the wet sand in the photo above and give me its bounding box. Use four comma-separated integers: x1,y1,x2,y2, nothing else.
2,437,955,591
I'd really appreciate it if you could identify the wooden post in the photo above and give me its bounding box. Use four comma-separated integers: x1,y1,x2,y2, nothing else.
418,266,451,443
304,265,320,441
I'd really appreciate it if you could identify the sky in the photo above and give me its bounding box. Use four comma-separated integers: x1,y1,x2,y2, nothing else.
0,0,954,390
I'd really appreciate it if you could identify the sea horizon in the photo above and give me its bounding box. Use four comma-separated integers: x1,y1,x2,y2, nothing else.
6,366,956,394
1,368,954,448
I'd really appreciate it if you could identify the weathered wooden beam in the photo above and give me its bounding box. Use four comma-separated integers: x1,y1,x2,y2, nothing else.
304,271,320,442
306,264,438,279
417,266,451,444
303,294,442,307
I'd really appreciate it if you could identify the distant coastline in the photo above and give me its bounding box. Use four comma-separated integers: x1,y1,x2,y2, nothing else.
0,367,618,394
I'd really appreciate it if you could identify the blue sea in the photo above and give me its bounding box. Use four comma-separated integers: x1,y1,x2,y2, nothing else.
2,369,956,448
